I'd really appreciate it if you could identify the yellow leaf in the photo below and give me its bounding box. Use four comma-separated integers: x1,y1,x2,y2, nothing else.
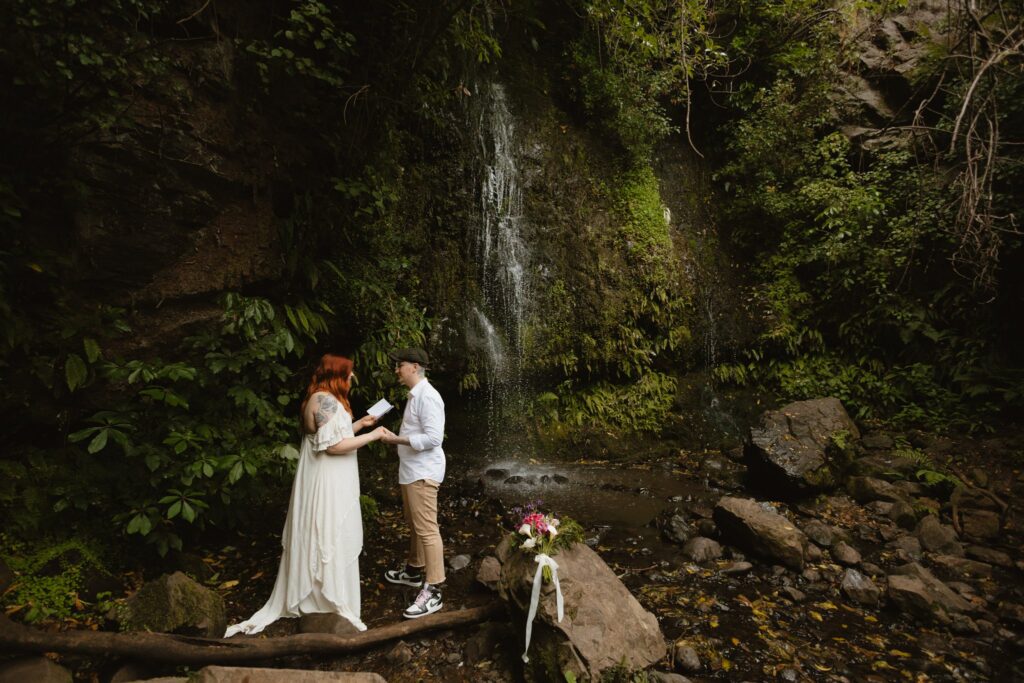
721,658,731,671
809,610,823,622
873,660,894,671
864,614,878,622
709,615,719,628
219,579,239,589
815,601,838,610
812,663,833,672
731,637,740,646
889,649,912,658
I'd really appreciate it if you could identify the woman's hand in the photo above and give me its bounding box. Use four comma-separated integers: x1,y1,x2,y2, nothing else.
355,414,378,432
370,426,393,441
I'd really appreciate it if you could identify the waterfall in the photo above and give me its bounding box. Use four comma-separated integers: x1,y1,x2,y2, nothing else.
468,83,532,449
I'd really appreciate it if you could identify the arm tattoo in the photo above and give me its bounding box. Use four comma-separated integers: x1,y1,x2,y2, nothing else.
315,394,339,428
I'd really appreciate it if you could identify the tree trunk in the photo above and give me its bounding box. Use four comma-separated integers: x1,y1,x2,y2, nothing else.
0,603,505,665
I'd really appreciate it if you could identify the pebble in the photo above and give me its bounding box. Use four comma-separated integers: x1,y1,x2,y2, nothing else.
448,554,472,571
387,641,413,665
781,586,806,603
721,561,753,575
831,541,861,566
673,643,701,672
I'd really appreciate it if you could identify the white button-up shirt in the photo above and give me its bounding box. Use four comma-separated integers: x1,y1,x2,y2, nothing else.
397,379,446,485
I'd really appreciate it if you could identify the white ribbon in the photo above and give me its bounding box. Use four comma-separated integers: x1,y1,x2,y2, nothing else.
522,553,564,663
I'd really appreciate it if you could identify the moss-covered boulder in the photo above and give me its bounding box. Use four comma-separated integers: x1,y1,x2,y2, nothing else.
745,397,860,496
121,571,225,637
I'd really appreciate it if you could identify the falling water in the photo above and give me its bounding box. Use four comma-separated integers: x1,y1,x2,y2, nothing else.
468,83,532,450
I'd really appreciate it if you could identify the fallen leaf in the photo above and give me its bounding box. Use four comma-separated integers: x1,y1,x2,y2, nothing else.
219,579,239,590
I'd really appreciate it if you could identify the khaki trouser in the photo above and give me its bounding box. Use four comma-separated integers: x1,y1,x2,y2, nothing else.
400,479,446,585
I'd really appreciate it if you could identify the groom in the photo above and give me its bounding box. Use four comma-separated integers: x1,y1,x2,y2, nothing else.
381,347,446,618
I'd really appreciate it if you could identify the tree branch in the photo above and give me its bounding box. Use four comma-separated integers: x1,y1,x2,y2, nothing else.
0,604,505,665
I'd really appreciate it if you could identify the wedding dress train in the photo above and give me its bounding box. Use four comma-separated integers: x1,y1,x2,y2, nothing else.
225,401,366,636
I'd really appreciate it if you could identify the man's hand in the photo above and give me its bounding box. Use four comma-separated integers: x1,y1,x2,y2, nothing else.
380,430,409,446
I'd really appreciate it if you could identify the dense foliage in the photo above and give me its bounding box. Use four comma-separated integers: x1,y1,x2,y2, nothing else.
560,0,1023,429
1,0,1021,599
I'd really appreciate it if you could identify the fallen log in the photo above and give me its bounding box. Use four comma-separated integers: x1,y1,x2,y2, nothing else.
0,603,505,665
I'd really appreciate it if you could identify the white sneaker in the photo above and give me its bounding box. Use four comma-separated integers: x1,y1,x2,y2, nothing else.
403,584,443,619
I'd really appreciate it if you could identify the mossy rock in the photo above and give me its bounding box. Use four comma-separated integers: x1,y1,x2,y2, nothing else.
121,571,225,637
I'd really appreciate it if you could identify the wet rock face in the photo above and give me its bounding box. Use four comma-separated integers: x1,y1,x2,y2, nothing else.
745,397,860,496
59,39,286,352
838,0,950,150
712,497,808,570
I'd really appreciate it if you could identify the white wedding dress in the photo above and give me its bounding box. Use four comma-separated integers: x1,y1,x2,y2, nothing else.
225,399,366,636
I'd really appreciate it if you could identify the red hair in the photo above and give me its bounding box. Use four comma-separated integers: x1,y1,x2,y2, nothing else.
302,354,354,417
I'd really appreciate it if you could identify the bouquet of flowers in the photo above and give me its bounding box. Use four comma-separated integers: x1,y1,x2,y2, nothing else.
509,503,584,581
508,502,585,662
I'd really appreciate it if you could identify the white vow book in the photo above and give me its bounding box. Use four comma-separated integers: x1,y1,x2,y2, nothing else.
367,398,394,419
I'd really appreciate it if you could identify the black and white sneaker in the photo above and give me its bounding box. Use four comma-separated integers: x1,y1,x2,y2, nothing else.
384,566,424,587
403,584,443,619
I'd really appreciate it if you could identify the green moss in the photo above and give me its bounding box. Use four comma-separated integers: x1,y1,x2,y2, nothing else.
0,535,112,623
613,165,672,261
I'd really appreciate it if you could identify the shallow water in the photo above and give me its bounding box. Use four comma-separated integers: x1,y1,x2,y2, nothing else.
465,457,707,528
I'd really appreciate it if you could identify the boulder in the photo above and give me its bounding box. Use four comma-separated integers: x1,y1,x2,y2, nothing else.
916,516,963,556
745,397,860,494
650,673,694,683
841,569,880,606
852,453,916,479
672,643,701,673
298,613,361,636
476,556,501,591
997,602,1024,626
886,535,923,562
831,541,861,567
191,668,385,682
847,476,905,504
801,520,835,548
121,571,226,637
464,622,515,665
929,554,993,578
497,542,665,681
886,562,972,622
0,657,72,683
661,513,693,545
713,497,807,570
888,499,917,529
965,545,1012,568
681,538,722,564
960,510,1000,540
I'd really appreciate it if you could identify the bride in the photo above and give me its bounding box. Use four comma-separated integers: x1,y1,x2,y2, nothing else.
225,354,391,636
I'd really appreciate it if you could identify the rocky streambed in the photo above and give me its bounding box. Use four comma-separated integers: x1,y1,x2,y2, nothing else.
4,397,1022,682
